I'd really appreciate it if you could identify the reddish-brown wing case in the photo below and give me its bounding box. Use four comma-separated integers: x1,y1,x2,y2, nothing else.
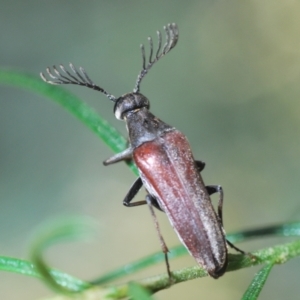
133,130,227,278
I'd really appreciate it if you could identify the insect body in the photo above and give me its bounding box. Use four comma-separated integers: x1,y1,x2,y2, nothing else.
41,23,242,279
132,128,228,278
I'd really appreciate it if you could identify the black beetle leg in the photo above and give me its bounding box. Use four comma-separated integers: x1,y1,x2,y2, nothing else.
195,160,206,172
123,187,171,278
123,177,146,207
103,147,133,166
123,178,164,211
146,195,172,280
205,185,246,255
226,239,246,255
205,185,224,226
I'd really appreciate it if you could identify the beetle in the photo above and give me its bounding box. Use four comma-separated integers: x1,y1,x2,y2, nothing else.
40,23,245,279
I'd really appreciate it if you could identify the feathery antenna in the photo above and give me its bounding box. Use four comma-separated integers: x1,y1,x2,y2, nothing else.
133,23,179,93
40,24,179,99
40,63,116,102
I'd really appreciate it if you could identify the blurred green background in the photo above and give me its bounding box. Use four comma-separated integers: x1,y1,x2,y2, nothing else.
1,0,300,299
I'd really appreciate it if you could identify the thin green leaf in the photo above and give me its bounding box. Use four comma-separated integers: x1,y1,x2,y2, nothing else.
128,282,153,300
241,263,274,300
29,216,95,294
0,69,138,174
0,256,90,292
227,221,300,243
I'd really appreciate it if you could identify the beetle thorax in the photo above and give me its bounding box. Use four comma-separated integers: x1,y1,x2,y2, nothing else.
114,92,150,120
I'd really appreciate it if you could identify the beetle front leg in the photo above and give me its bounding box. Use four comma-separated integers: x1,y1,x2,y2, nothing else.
103,147,133,166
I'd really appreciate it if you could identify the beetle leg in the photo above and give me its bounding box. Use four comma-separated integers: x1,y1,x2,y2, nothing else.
146,194,172,281
123,177,146,207
205,185,247,255
123,178,164,211
226,239,246,255
195,160,206,172
149,199,164,212
103,147,133,166
122,177,164,211
122,178,162,210
124,189,172,279
205,185,224,225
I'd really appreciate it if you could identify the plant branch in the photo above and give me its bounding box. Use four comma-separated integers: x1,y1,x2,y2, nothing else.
41,239,300,299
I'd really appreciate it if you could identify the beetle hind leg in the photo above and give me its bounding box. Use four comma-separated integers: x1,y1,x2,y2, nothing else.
226,240,246,255
205,185,247,255
205,185,224,226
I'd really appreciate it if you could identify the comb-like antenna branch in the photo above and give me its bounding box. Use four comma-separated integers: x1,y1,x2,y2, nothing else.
133,23,179,93
40,63,116,102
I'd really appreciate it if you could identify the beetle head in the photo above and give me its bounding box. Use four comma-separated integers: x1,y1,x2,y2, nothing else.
114,92,150,120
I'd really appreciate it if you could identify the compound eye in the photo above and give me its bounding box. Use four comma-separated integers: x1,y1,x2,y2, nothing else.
113,93,149,120
113,100,124,120
113,95,134,120
114,109,122,120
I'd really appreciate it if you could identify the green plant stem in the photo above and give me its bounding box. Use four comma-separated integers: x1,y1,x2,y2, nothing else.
135,238,300,294
93,221,300,284
41,239,300,300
